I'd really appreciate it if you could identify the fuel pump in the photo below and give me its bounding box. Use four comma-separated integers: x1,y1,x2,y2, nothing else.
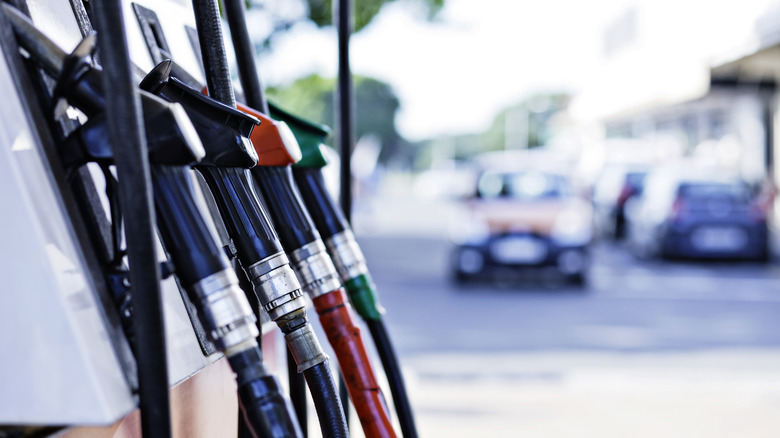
1,6,302,437
218,2,398,436
270,105,419,438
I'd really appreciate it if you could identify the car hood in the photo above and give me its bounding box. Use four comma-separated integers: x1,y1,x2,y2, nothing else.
470,198,591,235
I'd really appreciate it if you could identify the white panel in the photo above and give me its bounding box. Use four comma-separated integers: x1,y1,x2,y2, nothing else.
0,38,135,424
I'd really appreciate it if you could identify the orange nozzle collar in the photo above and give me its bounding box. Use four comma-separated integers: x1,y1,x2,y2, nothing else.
237,102,302,166
202,87,301,166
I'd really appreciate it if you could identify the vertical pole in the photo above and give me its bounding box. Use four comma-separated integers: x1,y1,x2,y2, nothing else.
90,1,170,437
337,0,353,224
335,0,353,426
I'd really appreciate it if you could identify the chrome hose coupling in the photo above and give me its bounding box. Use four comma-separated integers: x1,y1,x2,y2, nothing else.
290,240,342,298
326,230,369,282
191,268,258,353
285,323,328,372
246,251,307,321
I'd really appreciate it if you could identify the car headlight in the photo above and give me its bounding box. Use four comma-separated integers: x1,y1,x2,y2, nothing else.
551,209,592,246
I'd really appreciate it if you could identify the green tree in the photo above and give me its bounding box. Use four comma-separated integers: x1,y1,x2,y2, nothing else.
267,74,406,165
245,0,445,47
303,0,444,32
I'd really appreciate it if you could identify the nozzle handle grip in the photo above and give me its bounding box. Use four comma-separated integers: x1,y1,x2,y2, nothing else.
252,166,320,251
313,289,397,438
151,165,229,287
198,166,282,264
229,347,303,438
292,167,348,240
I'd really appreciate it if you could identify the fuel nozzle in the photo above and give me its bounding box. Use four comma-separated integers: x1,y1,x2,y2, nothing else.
270,103,384,321
141,61,258,169
143,62,327,371
232,103,342,300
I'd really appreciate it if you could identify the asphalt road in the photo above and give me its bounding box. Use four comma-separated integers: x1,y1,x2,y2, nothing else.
353,231,780,437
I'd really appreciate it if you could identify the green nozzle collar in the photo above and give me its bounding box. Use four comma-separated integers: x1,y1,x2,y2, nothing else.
268,101,332,169
344,274,383,321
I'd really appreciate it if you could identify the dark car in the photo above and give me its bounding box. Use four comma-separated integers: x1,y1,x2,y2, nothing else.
450,154,593,286
627,166,768,260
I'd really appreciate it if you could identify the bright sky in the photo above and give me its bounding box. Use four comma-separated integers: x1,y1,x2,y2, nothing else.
257,0,623,141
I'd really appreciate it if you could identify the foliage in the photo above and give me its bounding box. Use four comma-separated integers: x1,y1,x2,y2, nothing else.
304,0,444,32
246,0,445,37
266,74,407,165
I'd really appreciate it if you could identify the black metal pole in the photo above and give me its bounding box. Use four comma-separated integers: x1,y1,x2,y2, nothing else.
335,0,354,426
90,1,170,437
336,0,353,223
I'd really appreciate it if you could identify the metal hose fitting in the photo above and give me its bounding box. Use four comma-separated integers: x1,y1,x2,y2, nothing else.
246,251,327,371
246,251,307,320
290,240,341,298
285,323,328,372
190,268,258,353
326,229,369,281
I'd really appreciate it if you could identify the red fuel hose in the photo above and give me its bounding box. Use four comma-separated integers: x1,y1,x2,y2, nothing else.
313,289,397,438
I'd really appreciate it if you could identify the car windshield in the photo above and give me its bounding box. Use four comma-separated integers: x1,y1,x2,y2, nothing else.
477,170,570,200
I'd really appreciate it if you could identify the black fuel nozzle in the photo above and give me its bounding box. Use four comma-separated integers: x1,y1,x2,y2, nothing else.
64,90,205,170
141,60,258,169
140,60,287,269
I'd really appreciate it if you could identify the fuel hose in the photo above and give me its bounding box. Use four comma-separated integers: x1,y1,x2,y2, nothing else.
0,7,302,437
270,105,419,438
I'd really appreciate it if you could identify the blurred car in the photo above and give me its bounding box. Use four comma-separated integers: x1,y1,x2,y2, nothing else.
592,164,649,239
627,166,768,260
449,152,593,285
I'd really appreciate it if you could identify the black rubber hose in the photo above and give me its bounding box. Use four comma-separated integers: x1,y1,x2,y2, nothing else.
89,1,171,437
229,346,303,438
366,320,417,438
287,349,308,437
302,362,350,438
190,0,235,106
222,0,268,114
